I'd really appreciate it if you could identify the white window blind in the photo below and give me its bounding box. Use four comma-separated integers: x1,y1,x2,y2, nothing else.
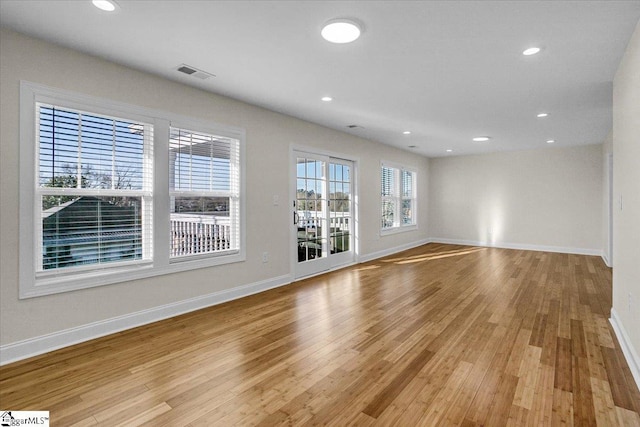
381,166,396,229
169,127,240,259
36,104,153,274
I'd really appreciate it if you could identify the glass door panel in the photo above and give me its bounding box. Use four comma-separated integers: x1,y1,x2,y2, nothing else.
293,152,354,279
328,160,353,266
295,155,329,277
329,163,351,254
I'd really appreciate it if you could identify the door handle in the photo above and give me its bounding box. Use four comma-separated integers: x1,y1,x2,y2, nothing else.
293,211,299,225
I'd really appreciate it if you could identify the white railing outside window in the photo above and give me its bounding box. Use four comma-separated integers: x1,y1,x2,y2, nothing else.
170,214,231,257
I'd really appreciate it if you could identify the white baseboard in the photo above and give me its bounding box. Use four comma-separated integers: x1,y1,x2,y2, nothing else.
0,274,292,366
358,238,431,263
428,237,602,257
609,308,640,391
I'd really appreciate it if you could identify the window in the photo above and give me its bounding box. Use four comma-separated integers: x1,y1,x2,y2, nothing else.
20,82,245,298
37,105,153,272
381,163,417,232
169,127,240,259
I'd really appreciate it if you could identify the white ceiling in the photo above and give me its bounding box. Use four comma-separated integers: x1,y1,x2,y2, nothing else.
2,1,639,157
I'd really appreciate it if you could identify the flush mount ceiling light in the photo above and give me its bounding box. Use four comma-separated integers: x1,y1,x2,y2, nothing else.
321,19,362,44
537,113,549,118
92,0,118,12
472,136,491,142
321,96,333,102
523,47,541,56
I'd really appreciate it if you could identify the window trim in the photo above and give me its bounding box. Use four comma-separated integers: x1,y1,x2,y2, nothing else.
19,81,246,298
380,161,418,236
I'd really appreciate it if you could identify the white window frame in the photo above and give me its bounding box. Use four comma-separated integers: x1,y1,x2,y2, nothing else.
380,161,418,235
19,82,246,298
168,123,241,261
35,102,155,273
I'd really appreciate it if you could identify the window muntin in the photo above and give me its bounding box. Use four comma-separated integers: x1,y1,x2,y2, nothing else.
36,104,153,273
381,164,417,231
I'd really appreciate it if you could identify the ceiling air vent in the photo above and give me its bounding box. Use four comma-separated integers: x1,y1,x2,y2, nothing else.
175,64,215,80
347,124,364,130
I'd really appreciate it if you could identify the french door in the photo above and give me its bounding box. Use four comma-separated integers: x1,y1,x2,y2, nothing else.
293,151,354,279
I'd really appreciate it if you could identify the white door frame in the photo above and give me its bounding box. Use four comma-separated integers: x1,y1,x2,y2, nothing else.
290,145,359,280
607,153,613,267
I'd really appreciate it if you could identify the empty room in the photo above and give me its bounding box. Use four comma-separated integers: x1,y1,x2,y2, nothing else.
1,1,639,426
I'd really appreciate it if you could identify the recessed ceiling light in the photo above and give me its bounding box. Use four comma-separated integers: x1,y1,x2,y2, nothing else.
403,131,411,135
92,0,118,12
537,113,549,118
446,149,453,153
321,96,333,102
321,19,361,44
472,136,491,142
523,47,541,56
546,139,555,144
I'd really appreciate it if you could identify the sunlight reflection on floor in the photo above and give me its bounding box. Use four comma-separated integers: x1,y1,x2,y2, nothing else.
352,264,381,272
380,247,487,265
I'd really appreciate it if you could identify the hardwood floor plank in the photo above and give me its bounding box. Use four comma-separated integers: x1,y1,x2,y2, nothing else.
572,354,597,426
513,345,542,410
416,360,474,425
552,388,574,425
616,406,640,426
362,345,434,418
1,244,638,426
555,336,573,392
601,345,640,412
529,313,548,348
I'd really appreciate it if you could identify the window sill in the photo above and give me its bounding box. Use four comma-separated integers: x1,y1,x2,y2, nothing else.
21,251,246,299
380,224,418,237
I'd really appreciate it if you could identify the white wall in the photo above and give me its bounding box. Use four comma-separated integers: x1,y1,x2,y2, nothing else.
0,29,429,352
428,145,603,254
602,131,613,267
611,19,640,386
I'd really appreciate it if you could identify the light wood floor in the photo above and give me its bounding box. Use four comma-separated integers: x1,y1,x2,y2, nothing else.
1,244,639,426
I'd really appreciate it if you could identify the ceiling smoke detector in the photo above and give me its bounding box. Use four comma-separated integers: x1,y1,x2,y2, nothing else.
175,64,215,80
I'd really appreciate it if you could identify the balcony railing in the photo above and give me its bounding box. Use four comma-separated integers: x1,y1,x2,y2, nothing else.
298,212,350,232
170,214,231,257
